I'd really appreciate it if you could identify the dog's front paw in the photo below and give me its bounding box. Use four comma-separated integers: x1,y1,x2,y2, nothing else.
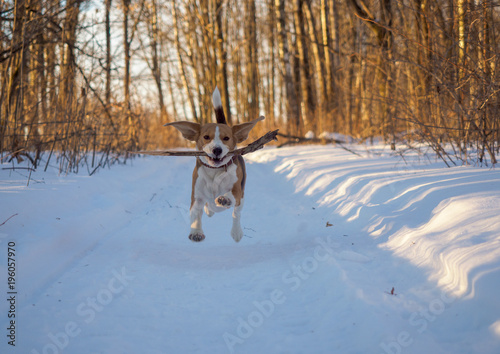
215,195,232,208
189,232,205,242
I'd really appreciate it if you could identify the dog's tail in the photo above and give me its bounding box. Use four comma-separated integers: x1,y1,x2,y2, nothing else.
212,87,227,124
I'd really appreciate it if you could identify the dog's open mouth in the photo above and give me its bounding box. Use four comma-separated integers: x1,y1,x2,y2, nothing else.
205,155,224,166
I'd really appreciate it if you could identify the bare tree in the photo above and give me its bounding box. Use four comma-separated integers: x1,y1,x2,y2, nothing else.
148,0,166,119
105,0,112,107
215,0,232,124
293,0,314,131
171,1,198,122
245,0,259,121
275,0,299,134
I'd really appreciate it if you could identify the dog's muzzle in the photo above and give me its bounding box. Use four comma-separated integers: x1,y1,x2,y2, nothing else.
202,147,231,168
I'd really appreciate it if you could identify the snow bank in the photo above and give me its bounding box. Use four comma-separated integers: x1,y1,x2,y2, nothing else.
248,146,500,297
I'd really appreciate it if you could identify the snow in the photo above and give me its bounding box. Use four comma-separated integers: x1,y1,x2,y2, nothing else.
1,145,500,353
318,131,351,143
304,131,315,139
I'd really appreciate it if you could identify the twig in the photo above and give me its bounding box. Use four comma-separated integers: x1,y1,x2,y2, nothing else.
27,167,33,187
131,129,279,157
2,167,36,172
0,213,18,227
0,149,25,162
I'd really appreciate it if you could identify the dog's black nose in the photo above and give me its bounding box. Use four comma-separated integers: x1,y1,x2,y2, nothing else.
213,147,223,157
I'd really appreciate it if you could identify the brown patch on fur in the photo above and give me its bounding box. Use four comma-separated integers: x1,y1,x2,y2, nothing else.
231,158,244,207
196,123,236,151
236,155,246,198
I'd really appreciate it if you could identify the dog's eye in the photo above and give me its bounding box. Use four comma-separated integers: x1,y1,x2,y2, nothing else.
203,135,210,140
223,136,230,141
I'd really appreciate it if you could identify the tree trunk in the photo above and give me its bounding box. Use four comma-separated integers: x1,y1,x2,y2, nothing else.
321,0,334,125
275,0,299,134
185,1,205,123
328,0,340,132
3,0,27,148
266,0,276,126
456,0,467,152
149,0,166,119
215,0,232,125
293,0,313,132
59,0,80,110
199,0,214,123
46,0,58,112
122,0,135,147
172,1,198,122
304,0,324,133
245,0,259,122
413,0,431,96
105,0,112,107
123,0,130,112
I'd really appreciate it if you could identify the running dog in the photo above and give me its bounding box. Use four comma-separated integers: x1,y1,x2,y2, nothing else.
164,88,263,242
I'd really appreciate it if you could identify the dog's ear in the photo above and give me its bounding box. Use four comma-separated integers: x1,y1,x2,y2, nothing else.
232,116,264,143
164,121,200,141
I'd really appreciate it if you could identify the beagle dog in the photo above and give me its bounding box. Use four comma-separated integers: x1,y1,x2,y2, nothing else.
165,88,263,242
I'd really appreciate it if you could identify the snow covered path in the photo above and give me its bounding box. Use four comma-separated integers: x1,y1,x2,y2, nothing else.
1,145,500,354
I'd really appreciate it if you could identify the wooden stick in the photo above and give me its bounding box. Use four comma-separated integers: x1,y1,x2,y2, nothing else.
131,129,279,157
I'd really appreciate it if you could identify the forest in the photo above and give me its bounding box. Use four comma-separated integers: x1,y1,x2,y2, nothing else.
0,0,499,171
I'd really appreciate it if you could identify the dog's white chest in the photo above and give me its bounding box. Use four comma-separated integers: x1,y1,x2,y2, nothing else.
195,164,238,202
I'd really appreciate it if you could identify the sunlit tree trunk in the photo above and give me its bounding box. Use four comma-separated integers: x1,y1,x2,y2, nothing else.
59,0,80,110
321,0,334,132
456,0,467,153
245,0,259,121
105,0,112,107
149,0,166,119
266,0,276,126
293,0,313,131
275,0,299,134
122,0,134,146
215,0,231,124
172,1,198,122
304,0,324,133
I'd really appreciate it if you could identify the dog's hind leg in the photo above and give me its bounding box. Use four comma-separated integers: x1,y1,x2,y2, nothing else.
230,199,244,242
204,203,214,217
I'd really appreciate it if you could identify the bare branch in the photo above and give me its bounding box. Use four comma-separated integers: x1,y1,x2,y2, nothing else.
0,213,18,227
